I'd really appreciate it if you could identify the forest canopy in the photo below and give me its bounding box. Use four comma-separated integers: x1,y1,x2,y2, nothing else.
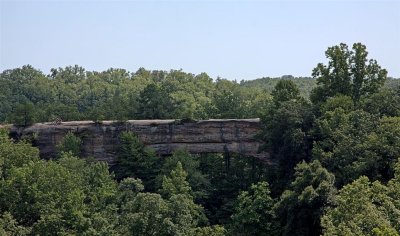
1,43,400,235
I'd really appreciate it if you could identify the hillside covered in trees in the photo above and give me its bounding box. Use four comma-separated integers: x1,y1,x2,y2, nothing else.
1,43,400,235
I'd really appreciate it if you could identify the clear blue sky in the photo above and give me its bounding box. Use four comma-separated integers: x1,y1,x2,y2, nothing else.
1,0,399,80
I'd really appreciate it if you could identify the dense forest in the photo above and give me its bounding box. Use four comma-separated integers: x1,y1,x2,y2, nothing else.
1,43,400,235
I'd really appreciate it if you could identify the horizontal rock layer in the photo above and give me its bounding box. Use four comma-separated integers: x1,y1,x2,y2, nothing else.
4,119,269,164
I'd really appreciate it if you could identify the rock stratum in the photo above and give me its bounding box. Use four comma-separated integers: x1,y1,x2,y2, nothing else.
3,119,269,164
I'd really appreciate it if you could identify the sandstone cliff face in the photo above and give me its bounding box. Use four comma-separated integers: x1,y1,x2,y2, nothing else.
5,119,269,164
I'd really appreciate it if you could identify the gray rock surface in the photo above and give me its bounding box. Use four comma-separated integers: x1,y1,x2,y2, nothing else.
4,119,269,164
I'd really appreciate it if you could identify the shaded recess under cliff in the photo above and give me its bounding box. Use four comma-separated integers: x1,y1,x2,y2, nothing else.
4,119,269,164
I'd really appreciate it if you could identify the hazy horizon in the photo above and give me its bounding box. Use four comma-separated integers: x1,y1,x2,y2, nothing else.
1,0,399,80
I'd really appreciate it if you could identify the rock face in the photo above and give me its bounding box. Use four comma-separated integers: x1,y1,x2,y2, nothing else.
5,119,269,164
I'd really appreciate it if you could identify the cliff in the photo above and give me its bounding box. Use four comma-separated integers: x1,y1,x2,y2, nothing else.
4,119,269,164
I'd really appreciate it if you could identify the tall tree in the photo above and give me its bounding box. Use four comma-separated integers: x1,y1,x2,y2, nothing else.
229,181,277,236
137,83,172,119
56,131,82,157
313,110,400,186
321,174,400,235
260,81,314,192
158,149,210,202
311,43,387,104
271,80,301,106
276,160,336,236
115,131,161,190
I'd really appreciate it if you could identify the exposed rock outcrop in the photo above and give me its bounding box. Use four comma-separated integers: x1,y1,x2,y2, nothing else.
3,119,269,164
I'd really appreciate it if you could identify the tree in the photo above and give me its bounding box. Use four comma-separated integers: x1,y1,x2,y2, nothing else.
361,88,400,117
260,81,314,191
137,83,172,119
50,65,86,84
229,181,277,236
161,162,192,198
56,131,82,157
313,110,400,186
198,153,271,225
115,131,161,190
321,176,400,235
161,162,207,235
0,212,31,235
119,162,210,236
119,192,171,235
276,160,336,236
311,43,387,104
0,150,120,235
271,80,301,106
158,149,210,202
9,102,36,126
0,128,40,179
211,79,246,119
259,98,314,192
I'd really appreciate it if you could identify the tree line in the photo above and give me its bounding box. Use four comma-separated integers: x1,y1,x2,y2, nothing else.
0,65,272,125
1,42,400,235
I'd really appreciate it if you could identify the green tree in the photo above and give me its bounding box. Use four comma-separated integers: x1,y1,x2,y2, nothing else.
311,43,387,104
271,80,301,106
119,192,171,235
56,131,82,157
0,152,120,235
158,149,210,201
197,153,270,225
276,160,336,236
0,212,31,235
372,226,400,236
137,83,172,119
161,162,207,235
260,98,314,192
161,162,192,198
120,162,211,236
229,181,277,236
321,176,400,235
9,102,36,126
0,128,39,178
0,160,85,233
117,177,144,204
115,131,160,190
313,110,400,186
361,88,400,117
191,225,226,236
211,79,246,119
50,65,86,84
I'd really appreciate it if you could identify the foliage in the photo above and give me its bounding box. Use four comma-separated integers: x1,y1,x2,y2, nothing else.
321,175,400,235
361,87,400,117
0,128,40,179
119,162,212,236
137,83,172,119
56,131,82,157
158,149,210,201
271,80,301,105
313,109,400,186
1,43,400,235
0,62,397,125
229,181,277,236
260,81,314,192
311,43,387,104
276,160,336,236
115,131,161,190
240,75,317,98
0,153,119,235
8,102,37,126
161,162,192,198
198,153,271,225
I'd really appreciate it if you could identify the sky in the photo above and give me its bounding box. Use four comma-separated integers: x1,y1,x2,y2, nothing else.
1,0,399,80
